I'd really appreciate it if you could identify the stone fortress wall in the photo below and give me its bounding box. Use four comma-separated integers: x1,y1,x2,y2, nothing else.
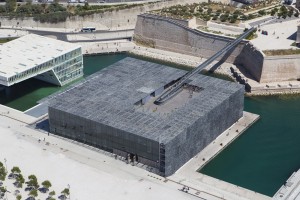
261,55,300,82
134,14,300,83
134,14,247,62
0,0,228,30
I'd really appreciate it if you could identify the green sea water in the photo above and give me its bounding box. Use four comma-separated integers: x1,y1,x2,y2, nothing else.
200,95,300,196
0,54,299,196
0,54,127,111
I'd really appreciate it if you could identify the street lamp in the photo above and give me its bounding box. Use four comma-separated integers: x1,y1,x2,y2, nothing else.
68,184,71,200
3,158,7,173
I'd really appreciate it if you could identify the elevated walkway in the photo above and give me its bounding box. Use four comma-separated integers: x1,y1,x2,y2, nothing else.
154,25,255,104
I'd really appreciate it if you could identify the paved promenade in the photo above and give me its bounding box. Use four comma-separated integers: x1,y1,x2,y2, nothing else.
80,40,134,55
273,168,300,200
0,109,199,200
0,101,269,200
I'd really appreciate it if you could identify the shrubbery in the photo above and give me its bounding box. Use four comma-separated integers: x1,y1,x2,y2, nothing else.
33,11,69,23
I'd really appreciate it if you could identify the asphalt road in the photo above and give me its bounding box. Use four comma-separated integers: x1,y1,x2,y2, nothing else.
0,0,160,5
28,29,133,42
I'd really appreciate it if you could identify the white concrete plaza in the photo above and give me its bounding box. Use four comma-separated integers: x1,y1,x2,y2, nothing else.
251,18,299,51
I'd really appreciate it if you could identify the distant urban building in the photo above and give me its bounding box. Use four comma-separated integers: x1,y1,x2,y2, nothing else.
0,34,83,87
48,58,244,176
296,24,300,46
297,0,300,11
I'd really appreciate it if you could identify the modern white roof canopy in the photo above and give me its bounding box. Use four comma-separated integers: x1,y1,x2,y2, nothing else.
0,34,82,86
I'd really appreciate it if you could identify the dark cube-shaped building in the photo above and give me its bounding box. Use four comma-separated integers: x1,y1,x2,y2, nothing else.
48,57,244,176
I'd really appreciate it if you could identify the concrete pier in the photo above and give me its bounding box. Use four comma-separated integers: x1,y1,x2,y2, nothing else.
273,169,300,200
168,112,271,200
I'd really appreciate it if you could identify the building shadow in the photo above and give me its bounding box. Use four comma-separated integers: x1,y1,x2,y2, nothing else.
35,119,50,133
287,32,297,40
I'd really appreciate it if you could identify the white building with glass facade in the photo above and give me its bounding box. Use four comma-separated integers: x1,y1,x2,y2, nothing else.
0,34,83,87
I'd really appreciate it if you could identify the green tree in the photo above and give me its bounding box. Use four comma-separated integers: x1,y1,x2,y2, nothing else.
0,162,7,181
229,17,237,23
220,14,228,22
5,0,16,12
207,7,212,14
277,12,282,18
247,14,255,20
270,9,276,16
49,190,56,196
0,186,7,193
282,14,287,19
27,175,39,189
0,5,5,13
61,188,69,196
16,174,25,188
42,180,52,189
28,175,37,182
11,166,21,174
294,11,299,17
83,2,89,10
288,9,293,17
16,195,22,200
258,9,266,16
29,189,38,197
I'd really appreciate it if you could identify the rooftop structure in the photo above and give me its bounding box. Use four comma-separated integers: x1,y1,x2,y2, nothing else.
0,34,83,87
48,57,244,176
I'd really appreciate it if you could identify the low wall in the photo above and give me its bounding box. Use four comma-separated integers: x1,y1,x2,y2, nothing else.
207,21,245,33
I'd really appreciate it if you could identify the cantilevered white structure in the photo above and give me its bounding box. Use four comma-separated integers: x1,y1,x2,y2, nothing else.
0,34,83,87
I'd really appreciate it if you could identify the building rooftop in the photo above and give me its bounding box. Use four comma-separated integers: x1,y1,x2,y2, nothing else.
48,57,243,143
0,34,81,78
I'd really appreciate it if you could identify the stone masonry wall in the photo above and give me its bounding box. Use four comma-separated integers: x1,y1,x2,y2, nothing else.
0,0,227,30
134,14,300,83
260,55,300,82
235,42,265,82
134,14,246,64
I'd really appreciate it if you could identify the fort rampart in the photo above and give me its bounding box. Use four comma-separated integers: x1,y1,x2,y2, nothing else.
134,14,300,83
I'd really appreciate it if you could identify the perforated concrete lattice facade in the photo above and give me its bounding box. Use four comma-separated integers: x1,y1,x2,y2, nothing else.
48,57,244,176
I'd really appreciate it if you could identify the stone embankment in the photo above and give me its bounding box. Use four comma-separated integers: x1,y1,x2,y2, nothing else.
229,65,300,95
